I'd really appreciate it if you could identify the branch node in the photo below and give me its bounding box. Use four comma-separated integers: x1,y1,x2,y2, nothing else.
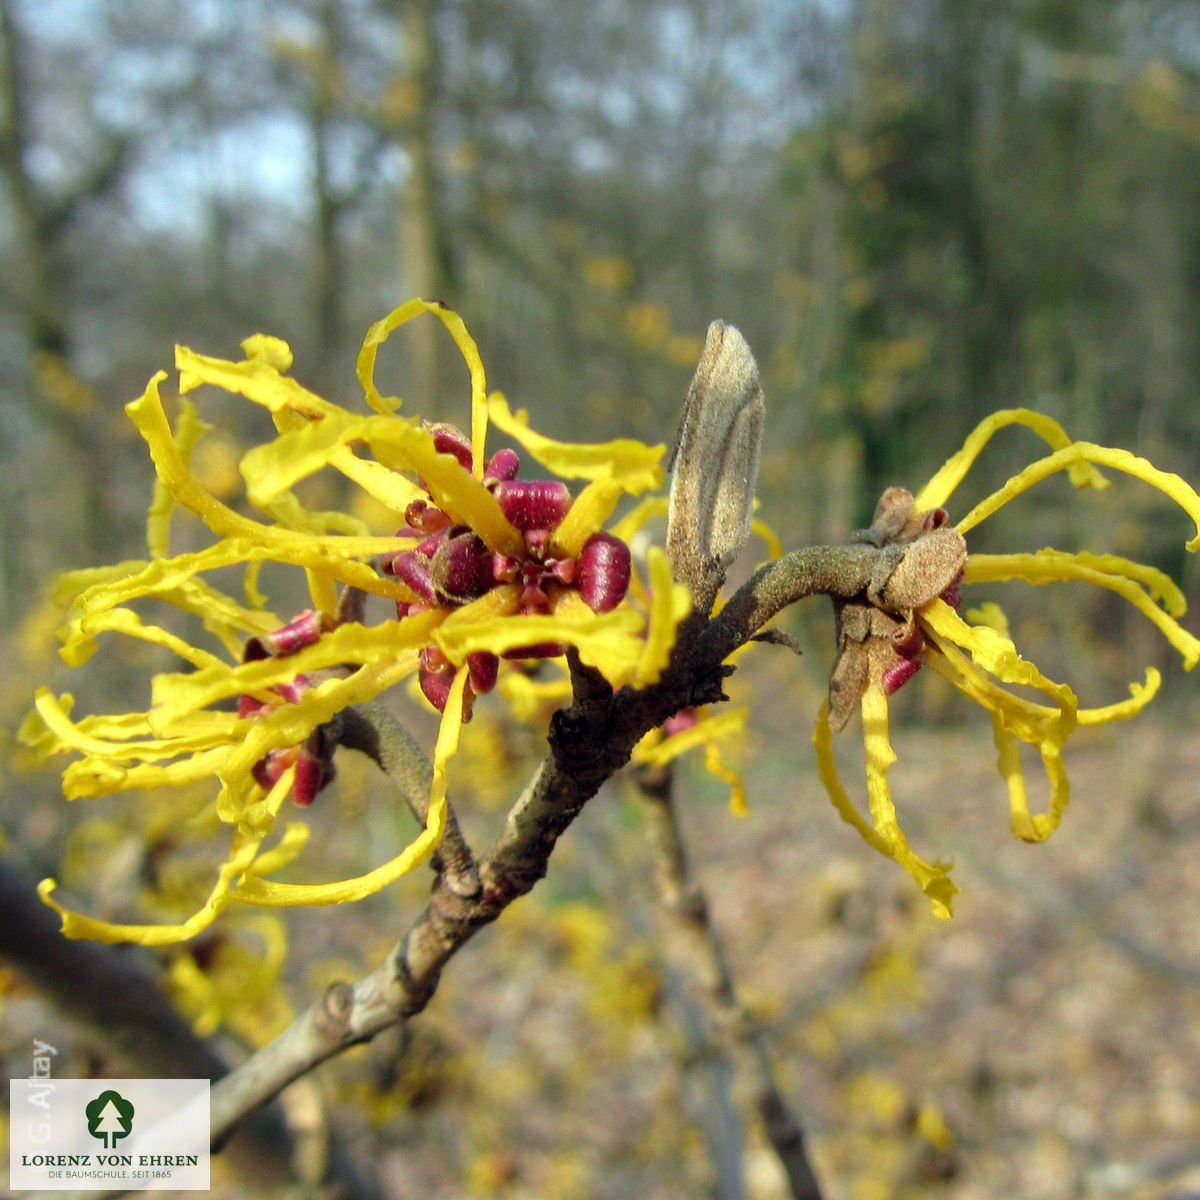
316,981,356,1039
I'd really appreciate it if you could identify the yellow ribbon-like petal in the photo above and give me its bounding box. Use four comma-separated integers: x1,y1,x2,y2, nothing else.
634,708,747,767
633,708,749,815
919,599,1077,841
176,342,338,422
964,550,1200,668
38,811,275,944
356,299,489,476
126,377,419,580
239,409,375,509
363,418,522,555
813,696,958,918
233,667,461,907
914,408,1108,511
955,442,1200,549
149,613,440,721
552,479,627,558
634,546,692,687
487,392,665,489
148,399,209,559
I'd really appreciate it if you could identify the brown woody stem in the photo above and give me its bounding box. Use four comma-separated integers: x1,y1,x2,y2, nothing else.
209,539,910,1153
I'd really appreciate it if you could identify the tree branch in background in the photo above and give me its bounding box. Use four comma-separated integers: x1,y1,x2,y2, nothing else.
0,855,383,1200
635,761,825,1200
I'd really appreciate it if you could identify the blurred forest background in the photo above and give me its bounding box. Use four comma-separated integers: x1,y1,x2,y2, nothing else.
3,1,1200,1198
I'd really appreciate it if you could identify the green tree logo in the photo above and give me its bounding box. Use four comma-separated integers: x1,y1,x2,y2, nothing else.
85,1090,135,1149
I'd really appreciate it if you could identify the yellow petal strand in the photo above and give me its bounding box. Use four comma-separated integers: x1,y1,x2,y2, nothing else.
552,479,626,558
126,378,418,572
750,515,784,561
210,654,420,824
920,599,1077,724
967,550,1187,615
860,682,958,918
306,569,340,620
37,824,267,944
62,607,230,674
330,444,425,515
705,739,749,817
356,300,489,476
813,700,897,855
233,669,460,908
923,604,1161,745
129,373,273,541
62,747,237,801
964,550,1200,669
52,561,150,608
365,420,521,555
634,545,692,687
609,495,669,543
436,590,646,685
67,541,271,625
921,600,1078,840
175,343,338,422
988,713,1036,840
148,399,209,558
914,408,1108,511
255,489,372,538
1075,669,1161,726
497,669,573,720
240,822,310,877
956,443,1200,549
239,410,372,507
634,708,747,767
151,614,439,724
487,392,665,489
29,689,221,763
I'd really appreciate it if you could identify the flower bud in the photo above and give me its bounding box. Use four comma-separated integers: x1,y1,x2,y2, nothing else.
494,479,573,533
243,609,331,661
467,651,499,696
390,549,438,603
577,532,632,613
428,422,473,469
484,447,521,483
882,656,923,695
430,532,493,601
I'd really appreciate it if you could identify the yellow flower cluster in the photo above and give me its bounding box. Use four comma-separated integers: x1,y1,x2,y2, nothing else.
22,300,690,944
815,410,1200,917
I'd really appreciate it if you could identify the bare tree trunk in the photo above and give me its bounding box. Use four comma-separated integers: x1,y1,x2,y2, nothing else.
399,0,457,405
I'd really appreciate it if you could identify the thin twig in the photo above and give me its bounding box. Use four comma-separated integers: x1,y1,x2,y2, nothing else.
636,764,826,1200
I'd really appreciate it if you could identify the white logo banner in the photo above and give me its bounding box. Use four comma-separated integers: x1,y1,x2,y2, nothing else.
9,1077,210,1191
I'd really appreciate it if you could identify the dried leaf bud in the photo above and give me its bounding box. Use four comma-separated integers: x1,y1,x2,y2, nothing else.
878,527,968,613
576,532,632,613
667,320,764,612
